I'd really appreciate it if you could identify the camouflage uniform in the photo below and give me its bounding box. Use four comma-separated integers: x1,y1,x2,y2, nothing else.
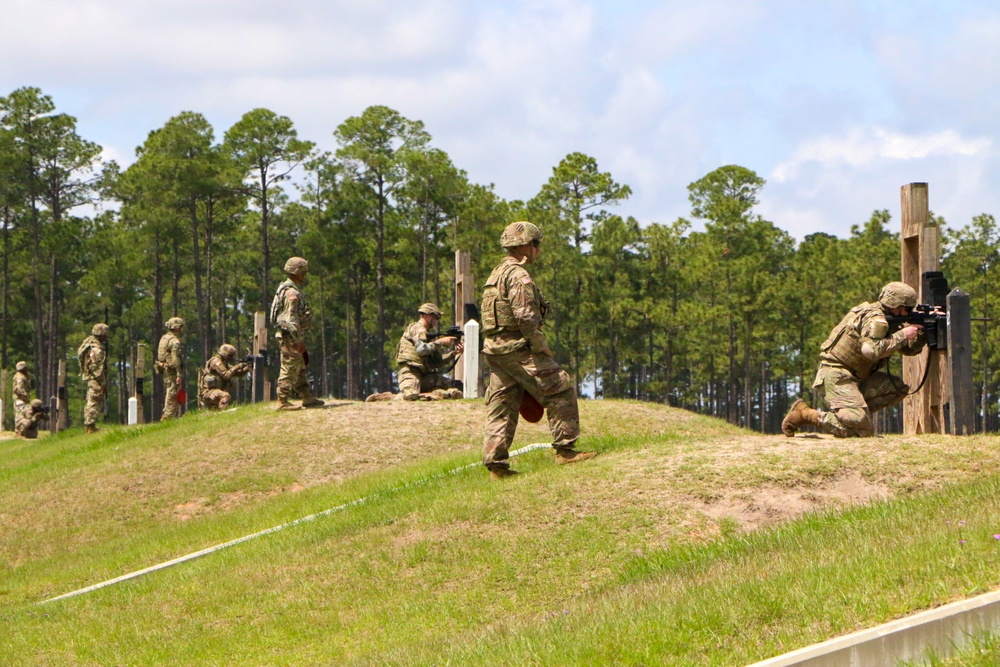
784,282,927,438
394,305,463,401
271,257,323,409
15,399,45,439
481,222,588,473
12,362,30,431
79,324,108,430
157,318,185,421
201,345,250,410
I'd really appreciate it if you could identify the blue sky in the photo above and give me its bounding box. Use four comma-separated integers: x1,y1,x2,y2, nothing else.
2,0,997,240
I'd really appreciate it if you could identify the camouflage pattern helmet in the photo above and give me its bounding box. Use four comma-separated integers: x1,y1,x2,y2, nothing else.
283,257,309,276
165,317,185,331
500,221,543,249
92,323,109,337
418,303,443,317
879,282,918,309
15,360,27,371
219,344,237,359
30,399,43,409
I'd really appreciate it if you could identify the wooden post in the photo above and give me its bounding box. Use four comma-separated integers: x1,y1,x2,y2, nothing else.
135,343,145,424
49,396,58,434
947,289,975,434
454,251,475,386
901,183,947,434
253,311,269,403
1,369,7,431
57,360,68,430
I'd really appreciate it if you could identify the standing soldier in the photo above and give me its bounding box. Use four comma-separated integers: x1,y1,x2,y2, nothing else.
201,344,252,410
480,221,595,479
271,257,324,411
78,323,109,434
12,361,31,433
156,317,185,421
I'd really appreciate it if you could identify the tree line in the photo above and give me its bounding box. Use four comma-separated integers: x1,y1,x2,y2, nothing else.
1,86,996,432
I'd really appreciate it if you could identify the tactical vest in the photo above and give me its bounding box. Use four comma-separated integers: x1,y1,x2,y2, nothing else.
481,261,527,336
77,335,101,379
157,333,181,373
271,280,311,334
819,302,887,380
395,322,425,367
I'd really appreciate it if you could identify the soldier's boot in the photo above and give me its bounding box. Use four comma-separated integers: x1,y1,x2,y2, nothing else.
276,396,302,411
554,448,597,465
299,387,325,409
365,392,394,402
489,467,520,480
85,424,98,434
781,399,821,437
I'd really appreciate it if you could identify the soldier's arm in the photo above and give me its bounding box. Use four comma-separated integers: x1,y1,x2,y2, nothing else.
91,344,107,380
507,269,549,353
859,312,918,361
279,292,304,344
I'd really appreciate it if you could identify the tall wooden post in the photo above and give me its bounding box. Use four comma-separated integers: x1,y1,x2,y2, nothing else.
1,369,7,431
135,343,146,424
901,183,947,434
454,251,476,386
56,360,69,431
947,289,975,434
253,312,269,403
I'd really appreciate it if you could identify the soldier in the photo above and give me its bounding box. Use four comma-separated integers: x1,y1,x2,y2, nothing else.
367,303,464,402
156,317,185,421
12,360,31,429
271,256,324,411
480,221,595,479
78,323,109,434
201,344,252,410
782,281,927,438
15,399,47,439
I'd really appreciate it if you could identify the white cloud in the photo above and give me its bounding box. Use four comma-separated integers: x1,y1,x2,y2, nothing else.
772,127,992,182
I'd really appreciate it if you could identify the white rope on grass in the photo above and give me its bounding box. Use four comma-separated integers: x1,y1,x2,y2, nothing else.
39,442,551,605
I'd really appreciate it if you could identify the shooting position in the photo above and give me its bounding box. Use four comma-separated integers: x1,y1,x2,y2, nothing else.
782,281,944,438
367,302,464,402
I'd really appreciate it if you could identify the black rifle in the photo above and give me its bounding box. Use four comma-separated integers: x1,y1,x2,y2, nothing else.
426,326,463,342
886,304,948,350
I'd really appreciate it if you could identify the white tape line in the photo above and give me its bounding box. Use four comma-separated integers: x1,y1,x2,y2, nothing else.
39,442,551,604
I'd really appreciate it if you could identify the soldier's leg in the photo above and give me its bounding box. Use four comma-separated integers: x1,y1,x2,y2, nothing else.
397,366,422,401
83,379,103,427
277,338,305,403
162,372,179,421
217,390,232,410
511,352,581,451
422,373,463,400
817,369,873,437
860,372,910,414
482,356,522,471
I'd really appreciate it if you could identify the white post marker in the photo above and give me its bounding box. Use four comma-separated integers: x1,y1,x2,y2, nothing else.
128,396,138,425
463,319,479,398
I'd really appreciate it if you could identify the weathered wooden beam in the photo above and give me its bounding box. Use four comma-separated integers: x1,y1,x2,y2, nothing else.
947,289,975,434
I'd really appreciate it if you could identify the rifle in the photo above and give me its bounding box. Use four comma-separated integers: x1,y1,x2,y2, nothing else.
886,304,948,350
426,326,464,342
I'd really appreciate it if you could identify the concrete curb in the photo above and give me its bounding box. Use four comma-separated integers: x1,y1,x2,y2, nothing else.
747,588,1000,666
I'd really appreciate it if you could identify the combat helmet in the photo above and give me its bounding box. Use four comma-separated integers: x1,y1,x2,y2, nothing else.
879,282,918,310
418,303,443,317
30,399,43,409
283,257,309,276
219,344,237,360
15,360,27,371
500,221,542,249
92,323,109,337
165,317,185,331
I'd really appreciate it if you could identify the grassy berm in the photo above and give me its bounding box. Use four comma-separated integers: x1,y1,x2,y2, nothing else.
3,399,1000,666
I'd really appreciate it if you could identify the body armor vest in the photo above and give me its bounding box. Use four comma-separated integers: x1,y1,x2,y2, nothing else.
819,302,886,380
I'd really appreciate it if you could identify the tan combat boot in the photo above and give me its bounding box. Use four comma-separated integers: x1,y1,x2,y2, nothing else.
276,396,302,411
365,392,393,402
299,387,325,409
781,399,821,437
489,467,520,480
554,449,597,465
85,424,98,434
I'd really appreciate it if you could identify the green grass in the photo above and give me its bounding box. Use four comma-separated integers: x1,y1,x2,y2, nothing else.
2,401,1000,665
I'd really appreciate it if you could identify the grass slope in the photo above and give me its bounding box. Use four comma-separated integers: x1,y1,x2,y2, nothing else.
2,400,1000,666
